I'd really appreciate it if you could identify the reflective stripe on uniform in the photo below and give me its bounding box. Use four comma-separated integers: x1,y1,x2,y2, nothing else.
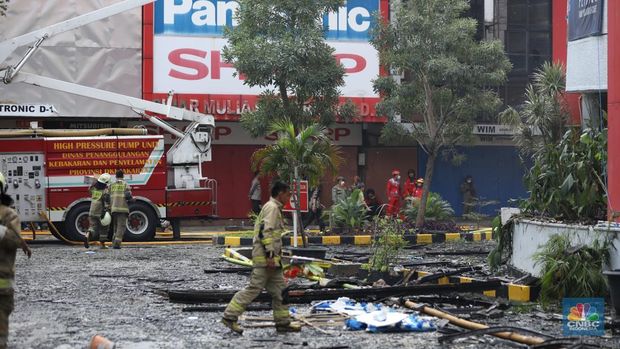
274,308,290,319
0,278,13,289
228,299,245,312
261,238,273,245
91,189,103,200
253,256,266,263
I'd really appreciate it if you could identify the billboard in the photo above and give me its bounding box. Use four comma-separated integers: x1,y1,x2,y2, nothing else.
143,0,387,122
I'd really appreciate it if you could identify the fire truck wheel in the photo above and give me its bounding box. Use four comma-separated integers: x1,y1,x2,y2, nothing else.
63,202,91,242
124,202,157,241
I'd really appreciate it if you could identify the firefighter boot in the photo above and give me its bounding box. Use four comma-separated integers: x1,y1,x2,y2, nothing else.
221,318,243,334
84,231,91,249
276,322,301,333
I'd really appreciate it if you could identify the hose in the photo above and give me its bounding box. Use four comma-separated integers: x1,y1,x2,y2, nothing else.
0,128,147,138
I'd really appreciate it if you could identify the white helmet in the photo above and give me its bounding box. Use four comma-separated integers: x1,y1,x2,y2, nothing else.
0,172,6,193
100,211,112,226
98,173,111,184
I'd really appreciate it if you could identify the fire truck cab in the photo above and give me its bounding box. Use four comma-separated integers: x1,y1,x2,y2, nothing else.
0,0,218,241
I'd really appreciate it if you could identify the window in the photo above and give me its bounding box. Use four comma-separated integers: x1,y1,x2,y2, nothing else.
501,0,552,107
506,0,551,76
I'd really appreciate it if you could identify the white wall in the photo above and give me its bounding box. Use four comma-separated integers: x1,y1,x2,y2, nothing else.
0,0,142,118
566,0,608,92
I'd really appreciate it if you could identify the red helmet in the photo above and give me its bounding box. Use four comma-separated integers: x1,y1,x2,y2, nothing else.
392,169,400,176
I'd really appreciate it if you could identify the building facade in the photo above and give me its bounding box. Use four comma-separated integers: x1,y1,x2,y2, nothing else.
0,0,567,219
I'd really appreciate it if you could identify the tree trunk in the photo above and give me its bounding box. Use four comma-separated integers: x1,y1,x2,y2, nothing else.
415,152,437,228
293,171,308,247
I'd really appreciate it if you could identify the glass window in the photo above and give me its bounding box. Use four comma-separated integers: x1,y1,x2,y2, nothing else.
508,0,528,26
529,32,551,56
529,2,551,28
507,30,527,54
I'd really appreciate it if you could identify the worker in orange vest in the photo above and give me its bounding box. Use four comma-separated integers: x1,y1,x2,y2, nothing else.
386,169,402,217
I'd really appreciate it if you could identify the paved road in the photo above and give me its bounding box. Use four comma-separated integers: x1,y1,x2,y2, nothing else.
9,242,616,348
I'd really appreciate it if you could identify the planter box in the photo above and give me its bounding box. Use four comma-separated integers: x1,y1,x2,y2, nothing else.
511,219,620,277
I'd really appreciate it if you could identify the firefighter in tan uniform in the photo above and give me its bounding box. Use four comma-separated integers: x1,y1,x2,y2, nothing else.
110,170,133,249
0,172,32,349
85,173,111,249
222,181,301,334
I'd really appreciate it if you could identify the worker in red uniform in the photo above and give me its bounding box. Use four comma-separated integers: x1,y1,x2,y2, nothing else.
413,178,424,199
386,169,402,217
402,169,417,199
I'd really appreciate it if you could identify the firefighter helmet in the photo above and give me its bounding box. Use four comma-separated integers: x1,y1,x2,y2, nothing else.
101,211,112,226
98,173,111,184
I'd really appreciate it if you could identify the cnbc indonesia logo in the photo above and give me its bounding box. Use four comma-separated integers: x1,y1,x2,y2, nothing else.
563,299,604,336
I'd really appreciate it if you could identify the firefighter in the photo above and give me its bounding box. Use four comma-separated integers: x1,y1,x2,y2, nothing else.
222,181,301,334
386,169,402,217
413,178,424,199
0,171,32,349
110,170,133,249
403,169,417,199
85,173,111,249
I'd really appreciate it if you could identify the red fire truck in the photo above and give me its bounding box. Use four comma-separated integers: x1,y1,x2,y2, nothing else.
0,0,218,241
0,133,217,242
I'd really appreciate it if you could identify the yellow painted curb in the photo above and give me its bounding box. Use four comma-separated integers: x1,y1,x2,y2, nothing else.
459,277,473,283
472,232,482,241
416,234,433,244
483,290,497,297
354,235,372,245
444,233,461,241
508,284,531,302
438,277,450,285
224,236,241,246
322,236,341,245
289,236,304,246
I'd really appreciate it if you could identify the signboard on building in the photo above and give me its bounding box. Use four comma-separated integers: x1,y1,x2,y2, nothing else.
144,0,386,122
128,121,363,146
568,0,605,41
0,104,57,117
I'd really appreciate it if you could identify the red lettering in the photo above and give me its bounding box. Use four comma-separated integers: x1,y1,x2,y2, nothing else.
334,128,350,141
214,126,232,140
168,49,208,80
334,54,366,74
210,51,235,80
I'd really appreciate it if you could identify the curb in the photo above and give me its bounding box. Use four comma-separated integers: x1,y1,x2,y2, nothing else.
411,270,538,302
213,229,494,246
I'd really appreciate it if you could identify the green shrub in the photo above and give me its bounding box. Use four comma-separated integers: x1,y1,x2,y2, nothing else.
403,192,454,221
533,234,610,305
368,217,408,272
524,128,607,223
330,188,367,231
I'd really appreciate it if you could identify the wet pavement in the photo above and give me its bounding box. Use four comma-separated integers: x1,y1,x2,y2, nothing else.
9,241,619,348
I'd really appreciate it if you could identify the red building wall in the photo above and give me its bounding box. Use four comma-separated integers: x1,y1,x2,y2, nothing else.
551,0,582,126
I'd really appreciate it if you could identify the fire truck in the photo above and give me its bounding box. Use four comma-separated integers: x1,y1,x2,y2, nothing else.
0,0,218,242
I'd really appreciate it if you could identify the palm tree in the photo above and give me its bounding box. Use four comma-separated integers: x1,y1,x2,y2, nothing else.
252,119,342,246
499,62,570,156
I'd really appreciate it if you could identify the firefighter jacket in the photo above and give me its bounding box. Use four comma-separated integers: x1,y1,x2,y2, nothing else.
110,179,132,213
252,197,285,268
386,178,401,199
89,186,109,217
0,205,23,295
403,178,416,198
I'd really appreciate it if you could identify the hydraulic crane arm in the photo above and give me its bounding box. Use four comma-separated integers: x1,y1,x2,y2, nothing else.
0,0,216,189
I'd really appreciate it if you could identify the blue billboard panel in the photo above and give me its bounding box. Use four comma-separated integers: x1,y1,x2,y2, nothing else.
154,0,379,41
